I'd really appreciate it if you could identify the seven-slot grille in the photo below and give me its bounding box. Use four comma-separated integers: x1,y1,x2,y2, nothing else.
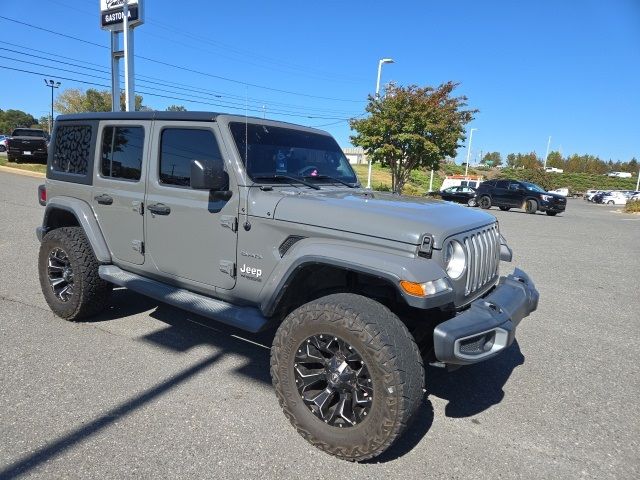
462,224,500,296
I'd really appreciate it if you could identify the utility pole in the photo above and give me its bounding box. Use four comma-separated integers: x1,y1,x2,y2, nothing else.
544,136,551,169
44,79,61,133
367,58,394,189
122,1,135,111
636,168,640,191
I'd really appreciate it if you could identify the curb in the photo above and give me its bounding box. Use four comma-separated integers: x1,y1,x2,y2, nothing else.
0,165,46,179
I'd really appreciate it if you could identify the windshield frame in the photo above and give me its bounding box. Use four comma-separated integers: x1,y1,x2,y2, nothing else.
228,121,359,188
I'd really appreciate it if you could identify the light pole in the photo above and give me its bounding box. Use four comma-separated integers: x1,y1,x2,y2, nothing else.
44,79,61,134
367,58,395,189
464,128,477,177
543,136,551,170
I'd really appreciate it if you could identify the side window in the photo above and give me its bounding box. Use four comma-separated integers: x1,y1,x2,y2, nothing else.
159,128,223,187
508,182,520,191
101,126,144,181
52,125,92,175
495,180,509,189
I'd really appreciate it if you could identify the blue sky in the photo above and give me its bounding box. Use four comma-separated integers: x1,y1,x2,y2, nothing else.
0,0,638,163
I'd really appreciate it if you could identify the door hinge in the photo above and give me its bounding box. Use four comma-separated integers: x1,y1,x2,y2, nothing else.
220,215,238,232
132,240,144,254
219,260,236,278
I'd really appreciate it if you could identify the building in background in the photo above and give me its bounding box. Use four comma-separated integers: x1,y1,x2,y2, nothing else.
342,147,368,165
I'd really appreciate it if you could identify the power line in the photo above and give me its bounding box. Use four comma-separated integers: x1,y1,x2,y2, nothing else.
0,41,354,116
0,15,366,103
0,41,359,115
0,64,355,121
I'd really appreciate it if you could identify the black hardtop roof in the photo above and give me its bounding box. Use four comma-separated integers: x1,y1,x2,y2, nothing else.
57,111,221,122
55,112,328,134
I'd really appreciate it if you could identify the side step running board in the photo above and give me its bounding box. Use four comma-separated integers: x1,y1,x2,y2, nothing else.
99,265,268,333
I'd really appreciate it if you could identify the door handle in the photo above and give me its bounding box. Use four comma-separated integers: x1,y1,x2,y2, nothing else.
94,194,113,205
148,203,171,215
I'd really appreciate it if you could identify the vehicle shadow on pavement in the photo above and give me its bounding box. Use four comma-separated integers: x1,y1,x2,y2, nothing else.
0,291,277,480
425,341,525,418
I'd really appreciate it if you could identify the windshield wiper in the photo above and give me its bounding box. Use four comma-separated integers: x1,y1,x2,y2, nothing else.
252,175,320,190
302,175,358,188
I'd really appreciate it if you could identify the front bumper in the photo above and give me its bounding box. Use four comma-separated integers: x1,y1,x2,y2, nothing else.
433,268,539,365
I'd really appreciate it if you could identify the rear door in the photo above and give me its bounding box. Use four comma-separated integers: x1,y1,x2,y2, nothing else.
493,180,510,205
507,181,525,207
92,121,150,265
144,122,238,289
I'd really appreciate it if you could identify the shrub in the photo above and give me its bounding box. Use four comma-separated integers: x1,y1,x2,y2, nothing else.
625,199,640,213
402,184,422,196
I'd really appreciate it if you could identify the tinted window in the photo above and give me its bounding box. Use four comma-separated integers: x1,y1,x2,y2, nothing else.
52,125,92,175
495,180,509,188
159,128,222,187
229,122,357,185
13,129,46,138
508,182,521,191
101,126,144,181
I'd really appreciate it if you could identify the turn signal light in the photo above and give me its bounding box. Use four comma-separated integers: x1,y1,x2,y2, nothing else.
400,278,451,297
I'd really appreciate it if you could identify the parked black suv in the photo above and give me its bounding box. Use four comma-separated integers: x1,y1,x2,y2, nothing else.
475,179,566,216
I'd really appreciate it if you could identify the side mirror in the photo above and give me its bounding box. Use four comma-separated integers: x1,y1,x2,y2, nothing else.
190,159,228,191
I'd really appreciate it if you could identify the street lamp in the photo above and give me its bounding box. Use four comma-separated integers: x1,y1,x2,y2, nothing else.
367,58,395,189
44,79,61,134
464,128,477,177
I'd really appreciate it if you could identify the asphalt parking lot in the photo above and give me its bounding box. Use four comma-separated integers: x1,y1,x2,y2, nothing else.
1,170,638,479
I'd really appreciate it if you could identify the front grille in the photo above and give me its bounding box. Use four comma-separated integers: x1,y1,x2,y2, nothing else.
463,224,500,296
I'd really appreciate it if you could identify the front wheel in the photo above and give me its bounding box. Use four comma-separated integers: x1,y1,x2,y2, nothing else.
38,227,112,321
479,196,492,209
467,198,477,207
499,206,511,211
546,211,558,216
271,293,424,462
525,199,538,214
607,200,615,205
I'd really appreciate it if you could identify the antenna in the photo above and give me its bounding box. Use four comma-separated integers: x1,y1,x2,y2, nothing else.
243,85,252,231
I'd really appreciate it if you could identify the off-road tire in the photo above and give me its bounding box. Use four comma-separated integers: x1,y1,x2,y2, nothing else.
546,211,558,216
270,293,424,462
479,195,492,209
525,199,538,214
499,206,510,211
38,227,111,321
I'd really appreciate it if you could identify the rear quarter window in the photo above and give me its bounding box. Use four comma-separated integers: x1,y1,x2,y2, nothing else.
48,122,98,185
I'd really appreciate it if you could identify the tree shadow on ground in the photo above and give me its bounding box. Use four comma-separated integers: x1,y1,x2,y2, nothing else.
425,341,525,418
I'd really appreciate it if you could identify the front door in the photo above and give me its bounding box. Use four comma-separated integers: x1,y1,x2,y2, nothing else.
144,122,238,289
92,121,150,265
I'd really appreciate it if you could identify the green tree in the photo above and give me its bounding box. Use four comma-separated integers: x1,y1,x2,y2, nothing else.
55,88,145,113
166,105,187,112
0,109,38,133
506,153,517,168
482,151,502,166
350,82,477,193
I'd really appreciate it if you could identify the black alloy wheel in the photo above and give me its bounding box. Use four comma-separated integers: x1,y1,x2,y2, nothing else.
294,334,373,428
479,196,492,209
47,247,75,302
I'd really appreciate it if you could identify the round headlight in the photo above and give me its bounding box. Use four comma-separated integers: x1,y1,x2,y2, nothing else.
444,240,466,279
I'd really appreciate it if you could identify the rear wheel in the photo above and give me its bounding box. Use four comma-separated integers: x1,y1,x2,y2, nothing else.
525,199,538,214
607,200,614,205
479,196,492,209
38,227,111,321
271,293,424,462
499,206,510,211
467,198,477,207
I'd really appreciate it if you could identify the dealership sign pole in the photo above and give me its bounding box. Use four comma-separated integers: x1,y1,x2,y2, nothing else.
100,0,144,112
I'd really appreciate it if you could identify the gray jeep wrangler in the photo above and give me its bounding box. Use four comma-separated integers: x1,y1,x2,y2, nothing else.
36,112,539,461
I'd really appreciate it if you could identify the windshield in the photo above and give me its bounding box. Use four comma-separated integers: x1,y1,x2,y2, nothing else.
229,122,358,186
522,182,546,193
13,129,46,138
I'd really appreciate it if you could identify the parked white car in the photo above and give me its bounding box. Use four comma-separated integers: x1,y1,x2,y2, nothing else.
549,187,569,197
608,171,632,178
601,191,628,205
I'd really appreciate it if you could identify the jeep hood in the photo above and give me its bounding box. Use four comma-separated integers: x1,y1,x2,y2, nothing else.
272,190,496,248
